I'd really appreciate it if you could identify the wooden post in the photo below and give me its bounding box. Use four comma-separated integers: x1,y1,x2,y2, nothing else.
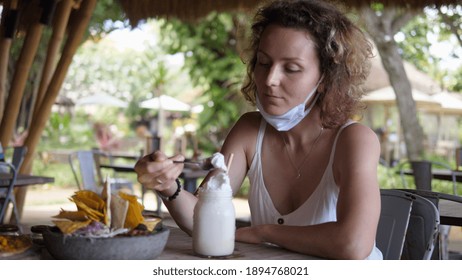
17,0,98,219
0,14,45,146
33,0,74,118
0,0,19,124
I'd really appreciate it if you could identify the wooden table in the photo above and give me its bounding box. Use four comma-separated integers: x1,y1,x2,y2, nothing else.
439,197,462,226
100,163,208,193
0,174,55,187
393,188,462,227
159,227,320,260
6,226,321,260
0,174,55,224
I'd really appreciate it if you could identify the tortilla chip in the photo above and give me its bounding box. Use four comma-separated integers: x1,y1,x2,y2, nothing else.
72,190,105,211
72,199,104,222
142,217,162,232
118,192,144,229
52,209,88,221
70,197,101,211
53,219,92,234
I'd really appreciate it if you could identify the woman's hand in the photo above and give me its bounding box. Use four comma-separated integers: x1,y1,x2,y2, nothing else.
236,225,266,244
134,151,185,194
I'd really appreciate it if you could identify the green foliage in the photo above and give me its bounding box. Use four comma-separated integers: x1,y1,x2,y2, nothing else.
449,68,462,92
40,111,94,150
397,13,435,74
378,163,459,195
397,5,462,91
236,177,250,198
63,20,193,124
159,13,251,152
32,161,77,189
87,0,128,40
370,2,385,12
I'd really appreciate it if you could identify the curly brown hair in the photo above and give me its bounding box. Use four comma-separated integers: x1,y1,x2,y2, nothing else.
241,0,373,128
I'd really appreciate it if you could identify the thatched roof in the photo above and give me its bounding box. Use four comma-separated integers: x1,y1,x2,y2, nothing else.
118,0,462,26
0,0,460,28
118,0,261,25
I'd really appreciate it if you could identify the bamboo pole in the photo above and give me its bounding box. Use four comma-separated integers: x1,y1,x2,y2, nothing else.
17,0,98,218
0,14,45,146
0,0,18,126
33,0,74,118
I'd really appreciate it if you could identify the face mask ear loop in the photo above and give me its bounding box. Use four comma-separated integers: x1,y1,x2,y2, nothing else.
303,75,324,111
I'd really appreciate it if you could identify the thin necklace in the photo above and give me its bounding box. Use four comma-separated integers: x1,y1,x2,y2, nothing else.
281,126,324,179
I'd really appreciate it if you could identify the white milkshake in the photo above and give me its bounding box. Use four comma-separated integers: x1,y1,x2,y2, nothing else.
193,153,235,257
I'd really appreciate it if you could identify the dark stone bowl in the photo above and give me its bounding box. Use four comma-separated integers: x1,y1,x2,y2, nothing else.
42,227,170,260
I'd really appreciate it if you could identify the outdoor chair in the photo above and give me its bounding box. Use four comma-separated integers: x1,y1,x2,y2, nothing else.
395,188,462,259
69,150,134,194
0,146,27,224
0,161,19,225
91,149,162,216
400,192,440,260
93,148,146,182
398,160,458,195
91,148,136,192
376,189,413,260
11,146,28,171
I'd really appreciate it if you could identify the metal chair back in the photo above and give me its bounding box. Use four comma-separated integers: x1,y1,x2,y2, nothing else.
401,192,440,260
69,150,101,193
0,162,19,224
376,189,413,260
396,188,458,260
69,150,136,195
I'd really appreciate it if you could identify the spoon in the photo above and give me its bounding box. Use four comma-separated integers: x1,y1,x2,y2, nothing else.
173,158,214,170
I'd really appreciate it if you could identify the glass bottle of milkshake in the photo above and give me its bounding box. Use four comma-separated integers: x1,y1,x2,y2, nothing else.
193,153,235,257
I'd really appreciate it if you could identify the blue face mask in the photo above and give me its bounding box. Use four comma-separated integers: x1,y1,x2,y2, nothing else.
256,78,322,131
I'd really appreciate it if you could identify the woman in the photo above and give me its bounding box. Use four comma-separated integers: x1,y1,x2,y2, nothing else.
135,0,382,260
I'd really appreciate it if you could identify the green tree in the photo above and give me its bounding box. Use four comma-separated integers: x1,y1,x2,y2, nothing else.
451,68,462,92
397,5,462,92
158,13,252,152
60,20,197,154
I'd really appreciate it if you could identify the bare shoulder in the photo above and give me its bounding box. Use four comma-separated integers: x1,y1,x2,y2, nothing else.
334,122,380,166
234,111,261,128
337,122,380,150
227,112,261,137
222,112,261,151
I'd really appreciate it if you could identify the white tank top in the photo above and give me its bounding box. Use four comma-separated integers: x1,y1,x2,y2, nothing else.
247,119,383,260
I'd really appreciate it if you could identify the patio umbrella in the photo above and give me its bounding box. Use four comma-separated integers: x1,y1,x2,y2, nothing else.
139,95,191,111
139,95,191,143
364,55,442,94
362,86,442,110
429,91,462,115
75,93,128,108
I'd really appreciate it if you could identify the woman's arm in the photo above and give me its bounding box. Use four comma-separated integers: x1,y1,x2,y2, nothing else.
236,124,381,259
135,151,198,235
135,113,259,235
